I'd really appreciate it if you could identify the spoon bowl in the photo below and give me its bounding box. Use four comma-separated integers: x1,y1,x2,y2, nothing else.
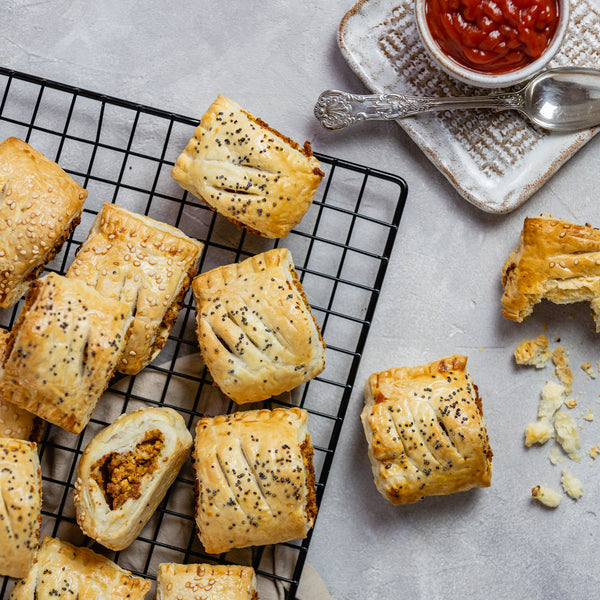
314,67,600,133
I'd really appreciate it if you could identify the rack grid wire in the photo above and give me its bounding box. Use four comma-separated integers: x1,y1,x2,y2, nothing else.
0,67,407,599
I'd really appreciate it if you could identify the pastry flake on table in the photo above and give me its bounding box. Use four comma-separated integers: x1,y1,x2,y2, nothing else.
514,334,551,368
0,137,87,308
531,484,562,508
0,273,133,434
73,406,192,551
156,563,258,600
8,536,151,599
0,437,41,579
361,355,493,505
192,407,317,554
501,215,600,328
192,248,325,405
171,95,324,238
66,203,204,375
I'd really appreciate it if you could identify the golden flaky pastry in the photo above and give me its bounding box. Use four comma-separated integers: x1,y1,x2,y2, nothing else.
192,248,325,404
9,536,151,599
66,203,203,374
0,329,40,440
171,95,324,238
0,438,41,579
362,355,493,505
502,215,600,328
193,408,317,554
0,273,133,434
73,406,192,551
156,563,258,600
0,137,87,308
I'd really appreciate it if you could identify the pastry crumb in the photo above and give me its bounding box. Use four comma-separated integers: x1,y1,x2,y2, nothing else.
566,398,578,409
531,484,562,508
581,361,596,379
552,346,573,396
589,445,600,460
561,468,583,500
554,411,581,461
525,421,554,447
538,380,565,420
583,408,594,422
514,335,551,368
549,445,566,465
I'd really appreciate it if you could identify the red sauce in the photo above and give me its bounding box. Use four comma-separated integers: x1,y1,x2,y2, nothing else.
425,0,560,74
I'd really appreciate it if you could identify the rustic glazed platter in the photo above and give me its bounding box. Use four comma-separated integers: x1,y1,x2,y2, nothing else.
338,0,600,213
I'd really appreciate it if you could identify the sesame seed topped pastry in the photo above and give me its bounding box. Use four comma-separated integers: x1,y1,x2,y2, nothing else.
361,355,493,505
156,563,259,600
9,536,151,599
193,407,317,554
0,437,41,579
171,95,324,239
192,248,326,405
0,273,134,434
501,215,600,328
66,203,204,374
0,137,87,308
73,406,193,551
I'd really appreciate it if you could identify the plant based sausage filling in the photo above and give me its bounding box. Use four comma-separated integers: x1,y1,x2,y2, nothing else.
300,439,318,523
91,429,164,510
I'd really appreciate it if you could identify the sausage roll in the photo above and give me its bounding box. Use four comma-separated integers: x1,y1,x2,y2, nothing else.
192,248,326,404
0,137,87,308
361,355,493,505
67,203,204,374
0,329,40,440
502,215,600,328
156,563,258,600
0,273,133,434
171,95,324,238
193,407,317,554
9,536,151,599
0,438,41,579
73,406,192,551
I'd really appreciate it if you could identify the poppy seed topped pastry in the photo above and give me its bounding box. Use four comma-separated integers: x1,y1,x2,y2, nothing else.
0,273,134,434
9,536,151,599
361,355,493,505
156,563,258,600
171,95,324,238
66,203,204,374
0,137,87,308
501,215,600,328
193,407,317,554
73,406,193,551
0,437,41,579
192,248,326,404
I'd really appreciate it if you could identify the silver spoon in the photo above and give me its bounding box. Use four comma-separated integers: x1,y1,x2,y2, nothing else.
314,66,600,132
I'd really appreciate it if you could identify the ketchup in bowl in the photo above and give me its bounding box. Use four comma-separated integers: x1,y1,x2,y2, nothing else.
424,0,560,74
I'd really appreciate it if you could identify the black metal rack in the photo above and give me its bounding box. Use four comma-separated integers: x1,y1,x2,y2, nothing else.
0,67,407,599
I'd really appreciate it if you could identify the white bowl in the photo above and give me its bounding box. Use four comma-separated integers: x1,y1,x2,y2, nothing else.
415,0,570,88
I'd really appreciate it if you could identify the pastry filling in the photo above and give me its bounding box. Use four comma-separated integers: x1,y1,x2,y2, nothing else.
300,439,318,523
91,429,164,510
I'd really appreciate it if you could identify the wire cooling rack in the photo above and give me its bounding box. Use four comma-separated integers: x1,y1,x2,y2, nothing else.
0,67,407,599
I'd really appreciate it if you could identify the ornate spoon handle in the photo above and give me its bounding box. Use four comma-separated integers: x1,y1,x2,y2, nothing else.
314,89,526,130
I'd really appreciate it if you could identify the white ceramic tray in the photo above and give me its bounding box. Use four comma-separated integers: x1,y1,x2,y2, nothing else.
339,0,600,213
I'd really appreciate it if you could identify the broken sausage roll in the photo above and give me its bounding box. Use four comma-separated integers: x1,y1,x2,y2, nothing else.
0,273,133,434
73,406,193,551
192,248,326,405
362,355,493,505
171,95,324,239
66,202,204,375
9,536,151,599
0,438,41,579
193,407,317,554
0,137,87,308
156,563,258,600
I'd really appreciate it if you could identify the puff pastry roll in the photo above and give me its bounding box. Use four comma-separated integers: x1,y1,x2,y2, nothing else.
156,563,258,600
171,95,324,238
193,408,317,554
361,355,493,505
0,329,40,440
502,215,600,328
192,248,325,404
73,406,192,551
0,137,87,308
0,438,41,579
9,536,151,599
67,203,203,374
0,273,133,434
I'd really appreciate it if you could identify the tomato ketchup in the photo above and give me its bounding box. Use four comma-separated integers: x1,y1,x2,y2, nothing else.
424,0,560,73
